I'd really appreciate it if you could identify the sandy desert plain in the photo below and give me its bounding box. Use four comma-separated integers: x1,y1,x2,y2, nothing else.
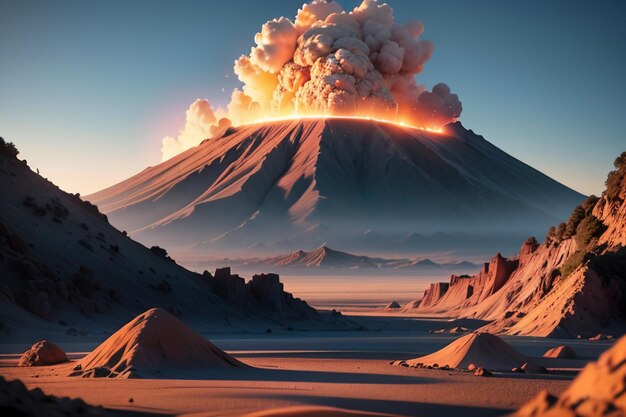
0,312,615,417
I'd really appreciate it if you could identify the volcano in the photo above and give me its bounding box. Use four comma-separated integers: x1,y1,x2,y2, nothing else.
87,118,583,255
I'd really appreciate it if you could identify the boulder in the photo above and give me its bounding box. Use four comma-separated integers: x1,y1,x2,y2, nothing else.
18,340,68,366
473,367,492,377
543,345,577,359
520,362,547,374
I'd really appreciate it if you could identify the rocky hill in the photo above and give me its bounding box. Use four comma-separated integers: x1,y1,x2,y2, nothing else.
408,152,626,338
0,138,343,338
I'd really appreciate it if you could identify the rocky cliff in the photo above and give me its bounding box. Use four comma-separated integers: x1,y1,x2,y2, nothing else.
206,267,317,320
409,152,626,338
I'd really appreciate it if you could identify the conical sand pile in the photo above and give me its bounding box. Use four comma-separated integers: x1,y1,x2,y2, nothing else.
72,308,246,378
397,332,528,371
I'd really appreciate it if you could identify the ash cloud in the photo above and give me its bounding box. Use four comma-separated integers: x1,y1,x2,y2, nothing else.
161,99,217,161
162,0,462,160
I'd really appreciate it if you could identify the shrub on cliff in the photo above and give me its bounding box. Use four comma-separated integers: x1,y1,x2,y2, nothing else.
575,215,606,248
0,137,19,158
605,151,626,201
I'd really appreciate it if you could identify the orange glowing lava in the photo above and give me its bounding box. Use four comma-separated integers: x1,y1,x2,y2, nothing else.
243,114,446,134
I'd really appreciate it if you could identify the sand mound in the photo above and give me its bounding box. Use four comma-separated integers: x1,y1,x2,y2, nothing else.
18,340,68,366
72,308,245,378
543,345,577,359
384,301,401,310
397,332,528,371
516,335,626,416
242,406,398,417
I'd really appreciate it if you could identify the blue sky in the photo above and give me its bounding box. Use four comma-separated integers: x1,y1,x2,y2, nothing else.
1,0,625,195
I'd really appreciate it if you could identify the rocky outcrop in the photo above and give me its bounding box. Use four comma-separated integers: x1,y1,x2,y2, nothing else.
407,152,626,338
18,340,68,366
210,267,252,308
416,253,519,314
0,375,119,417
418,282,449,309
209,268,318,319
543,345,577,359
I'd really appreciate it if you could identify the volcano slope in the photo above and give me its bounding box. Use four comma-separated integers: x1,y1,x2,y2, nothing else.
87,118,583,255
0,139,340,337
411,152,626,338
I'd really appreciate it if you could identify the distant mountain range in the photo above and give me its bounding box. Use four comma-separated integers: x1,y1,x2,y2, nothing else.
191,245,479,271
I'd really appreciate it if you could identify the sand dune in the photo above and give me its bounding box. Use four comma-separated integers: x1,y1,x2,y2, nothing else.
394,332,528,371
72,308,245,378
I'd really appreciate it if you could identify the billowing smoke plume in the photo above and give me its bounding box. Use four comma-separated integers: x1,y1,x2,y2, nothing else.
161,99,217,161
161,0,462,160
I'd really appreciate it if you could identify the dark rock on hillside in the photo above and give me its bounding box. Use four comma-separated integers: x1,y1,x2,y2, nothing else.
209,268,317,319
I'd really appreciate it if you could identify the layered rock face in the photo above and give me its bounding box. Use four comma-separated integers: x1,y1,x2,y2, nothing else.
419,282,449,309
207,268,318,319
410,152,626,338
417,253,519,313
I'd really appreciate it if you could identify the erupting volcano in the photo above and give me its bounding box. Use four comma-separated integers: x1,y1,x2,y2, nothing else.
87,0,584,258
161,0,461,160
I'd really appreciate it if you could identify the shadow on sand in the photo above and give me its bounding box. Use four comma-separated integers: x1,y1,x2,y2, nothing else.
234,350,419,360
248,394,509,417
142,366,438,385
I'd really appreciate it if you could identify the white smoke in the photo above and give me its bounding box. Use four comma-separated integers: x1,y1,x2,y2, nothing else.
162,0,463,160
161,99,217,161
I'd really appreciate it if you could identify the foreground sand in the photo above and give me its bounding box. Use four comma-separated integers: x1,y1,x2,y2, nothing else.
1,315,613,417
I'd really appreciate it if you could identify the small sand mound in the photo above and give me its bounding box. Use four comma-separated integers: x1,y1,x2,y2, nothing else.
384,301,401,310
18,340,68,366
398,332,528,371
72,308,245,378
516,335,626,416
543,345,577,359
